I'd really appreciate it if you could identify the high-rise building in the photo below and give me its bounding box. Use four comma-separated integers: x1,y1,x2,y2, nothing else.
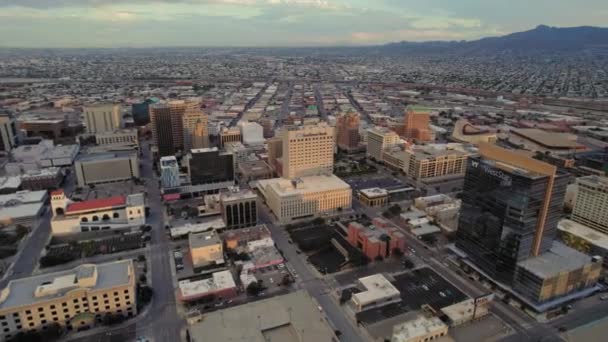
281,123,334,179
238,121,264,146
0,116,16,152
150,100,196,156
83,104,122,134
336,112,361,151
182,106,209,151
260,118,274,138
266,136,283,175
366,127,399,161
571,176,608,234
220,189,258,230
187,148,234,185
160,156,180,189
456,143,568,283
219,127,242,148
402,105,432,142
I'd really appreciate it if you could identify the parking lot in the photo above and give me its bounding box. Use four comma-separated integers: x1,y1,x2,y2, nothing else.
343,175,406,191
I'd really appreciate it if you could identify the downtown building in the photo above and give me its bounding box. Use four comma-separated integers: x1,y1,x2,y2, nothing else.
401,105,433,142
83,104,122,134
150,100,199,156
571,175,608,235
455,143,601,309
182,106,209,151
160,156,180,189
336,112,361,151
366,127,400,162
280,123,334,179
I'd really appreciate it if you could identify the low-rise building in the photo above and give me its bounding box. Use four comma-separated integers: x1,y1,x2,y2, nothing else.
169,219,226,239
558,219,608,267
219,127,242,148
237,160,274,183
0,260,136,341
351,274,401,312
12,140,79,167
50,190,145,235
75,151,139,187
257,174,352,224
178,270,237,302
440,296,492,326
94,129,138,149
358,188,389,207
160,156,180,189
19,167,63,191
508,128,585,156
0,190,48,227
222,225,272,251
190,230,224,268
346,221,406,260
391,315,450,342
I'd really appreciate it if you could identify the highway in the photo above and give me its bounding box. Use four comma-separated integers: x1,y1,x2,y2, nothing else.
258,205,365,342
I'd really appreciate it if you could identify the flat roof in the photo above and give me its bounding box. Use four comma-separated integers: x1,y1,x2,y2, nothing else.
77,151,136,162
512,128,581,149
178,270,236,300
170,219,226,238
392,315,447,341
0,260,132,310
359,188,389,198
189,230,222,249
353,274,400,306
516,242,596,279
258,174,351,197
412,224,442,236
0,190,47,205
558,219,608,250
188,290,336,342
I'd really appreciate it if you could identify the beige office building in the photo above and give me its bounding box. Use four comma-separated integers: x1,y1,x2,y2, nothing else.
366,127,399,162
258,174,352,224
281,123,334,179
0,260,136,341
83,104,121,134
95,129,138,148
572,176,608,234
189,230,224,268
391,315,450,342
183,107,209,151
75,152,140,187
219,127,242,148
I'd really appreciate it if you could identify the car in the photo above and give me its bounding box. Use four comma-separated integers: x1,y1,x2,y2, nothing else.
318,306,323,312
601,295,608,301
287,239,293,244
296,250,301,254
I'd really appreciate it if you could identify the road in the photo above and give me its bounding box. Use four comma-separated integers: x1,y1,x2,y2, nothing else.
345,89,372,124
314,83,328,122
274,82,293,129
229,81,272,127
69,140,183,342
258,205,365,342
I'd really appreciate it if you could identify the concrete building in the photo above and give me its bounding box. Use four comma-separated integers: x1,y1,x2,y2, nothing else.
0,260,136,341
391,315,450,342
451,119,497,145
336,112,361,151
222,225,272,251
17,118,67,140
20,167,63,191
178,270,237,303
150,100,197,156
160,156,180,189
12,140,80,167
351,274,401,312
75,152,139,187
219,127,242,148
281,123,334,179
558,219,608,267
257,174,352,224
188,290,337,342
0,116,16,152
187,148,234,186
266,136,283,174
83,104,121,134
358,188,389,207
402,105,433,142
50,190,145,235
367,127,399,162
346,219,406,259
189,230,224,268
572,176,608,235
238,160,274,183
238,121,264,146
403,144,472,182
508,128,585,156
220,189,258,230
0,190,48,227
94,129,138,149
182,106,209,151
440,297,491,326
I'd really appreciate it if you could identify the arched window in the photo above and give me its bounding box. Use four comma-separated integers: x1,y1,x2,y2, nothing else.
55,208,65,216
81,217,88,222
92,216,99,222
113,213,119,218
102,214,110,221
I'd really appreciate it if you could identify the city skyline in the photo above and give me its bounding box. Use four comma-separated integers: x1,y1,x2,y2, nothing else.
0,0,607,48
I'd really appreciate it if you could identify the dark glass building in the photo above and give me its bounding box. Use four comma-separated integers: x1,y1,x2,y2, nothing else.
456,144,568,283
188,148,234,185
221,190,258,230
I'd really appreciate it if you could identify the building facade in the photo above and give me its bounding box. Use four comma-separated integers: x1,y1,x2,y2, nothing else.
83,104,122,134
182,107,209,151
336,112,361,151
150,100,196,156
187,148,234,186
95,129,138,148
0,116,16,152
367,127,399,162
281,123,334,179
219,127,242,148
0,260,136,341
238,121,264,146
571,176,608,234
189,230,224,268
257,174,352,224
404,145,471,182
75,152,140,187
160,156,180,189
220,190,258,230
402,105,432,142
20,167,63,191
346,220,406,260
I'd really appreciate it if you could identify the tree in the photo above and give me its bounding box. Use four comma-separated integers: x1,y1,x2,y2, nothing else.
15,225,29,239
246,281,264,296
281,274,294,286
137,284,153,307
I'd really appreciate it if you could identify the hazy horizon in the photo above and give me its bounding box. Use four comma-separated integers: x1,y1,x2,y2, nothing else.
0,0,607,48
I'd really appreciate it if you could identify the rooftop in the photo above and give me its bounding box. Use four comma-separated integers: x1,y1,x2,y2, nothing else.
406,105,431,114
258,174,351,197
353,274,401,306
516,242,597,279
66,195,126,214
392,315,447,342
188,290,336,342
577,175,608,188
558,219,608,250
0,260,133,310
178,270,236,300
170,219,226,239
511,128,582,149
359,187,389,198
189,230,222,249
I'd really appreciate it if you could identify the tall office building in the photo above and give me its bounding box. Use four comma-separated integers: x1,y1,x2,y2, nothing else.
160,156,180,189
571,176,608,234
0,116,15,152
219,127,242,148
402,105,432,142
182,106,209,151
267,136,283,174
150,100,195,156
187,148,234,185
83,104,122,134
281,123,334,179
366,127,400,161
336,112,361,151
456,143,568,283
220,189,258,230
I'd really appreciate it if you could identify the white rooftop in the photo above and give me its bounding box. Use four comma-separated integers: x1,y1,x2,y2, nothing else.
558,219,608,250
353,274,400,307
258,174,351,197
178,270,236,299
360,187,389,198
392,315,448,342
170,218,225,239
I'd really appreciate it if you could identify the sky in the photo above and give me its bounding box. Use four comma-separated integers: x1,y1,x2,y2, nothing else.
0,0,607,48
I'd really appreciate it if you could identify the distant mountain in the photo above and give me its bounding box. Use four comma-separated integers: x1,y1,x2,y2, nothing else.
376,25,608,55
